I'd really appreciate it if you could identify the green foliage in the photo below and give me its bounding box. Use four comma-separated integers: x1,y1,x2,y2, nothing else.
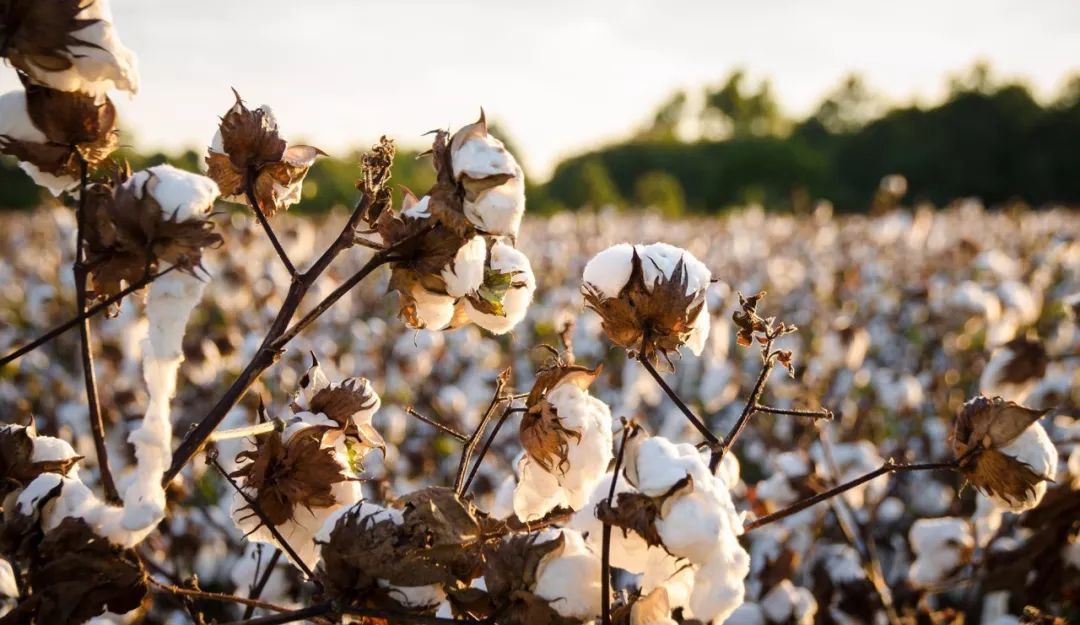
634,171,685,217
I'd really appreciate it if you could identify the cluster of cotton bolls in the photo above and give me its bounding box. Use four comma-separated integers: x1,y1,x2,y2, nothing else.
2,191,1079,623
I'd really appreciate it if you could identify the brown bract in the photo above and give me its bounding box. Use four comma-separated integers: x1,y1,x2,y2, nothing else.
230,427,346,528
595,475,692,554
482,532,581,625
582,249,705,369
303,379,383,448
0,74,117,176
374,132,481,329
82,173,222,307
952,396,1051,506
0,0,99,76
0,426,81,498
205,90,324,217
319,488,483,608
519,364,601,474
25,517,148,625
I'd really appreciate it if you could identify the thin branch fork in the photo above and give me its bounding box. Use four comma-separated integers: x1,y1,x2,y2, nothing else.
711,345,777,472
243,547,282,620
405,407,469,442
73,156,120,504
636,352,720,447
462,405,523,493
454,372,511,494
164,189,397,483
0,266,175,368
743,459,959,532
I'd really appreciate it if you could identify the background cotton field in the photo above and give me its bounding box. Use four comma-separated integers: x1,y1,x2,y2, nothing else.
2,1,1080,625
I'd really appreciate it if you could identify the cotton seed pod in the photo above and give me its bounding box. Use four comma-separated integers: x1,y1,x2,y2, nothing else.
448,111,526,237
82,165,223,308
291,356,385,457
582,242,711,369
464,239,537,335
519,364,602,475
979,335,1049,403
205,90,324,217
0,78,117,195
953,396,1057,512
0,0,139,94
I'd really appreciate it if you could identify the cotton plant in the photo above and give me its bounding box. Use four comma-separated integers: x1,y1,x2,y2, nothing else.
582,242,713,367
229,358,383,569
513,360,613,521
370,123,536,333
449,111,528,238
907,517,974,588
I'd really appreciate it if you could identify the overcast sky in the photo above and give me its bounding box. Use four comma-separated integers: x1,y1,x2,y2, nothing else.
2,0,1078,177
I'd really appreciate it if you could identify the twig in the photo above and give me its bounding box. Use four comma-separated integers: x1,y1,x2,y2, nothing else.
711,349,776,471
206,451,319,584
753,405,833,421
405,406,468,442
341,604,482,624
0,266,175,368
244,175,298,278
636,352,720,447
242,547,282,620
744,459,958,532
208,418,284,443
454,372,510,493
72,156,119,504
149,577,296,614
461,405,522,492
602,420,633,625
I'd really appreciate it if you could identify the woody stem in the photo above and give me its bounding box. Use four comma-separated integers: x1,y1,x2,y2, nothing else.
462,406,523,492
73,156,120,504
454,374,509,494
636,352,721,446
405,407,469,442
244,173,298,279
602,421,633,625
743,459,959,532
0,266,175,369
242,548,283,620
711,350,776,472
207,419,284,443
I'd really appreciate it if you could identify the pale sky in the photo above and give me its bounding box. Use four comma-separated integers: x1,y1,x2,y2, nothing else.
3,0,1078,178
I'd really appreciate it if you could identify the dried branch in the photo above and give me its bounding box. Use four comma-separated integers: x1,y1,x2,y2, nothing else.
242,547,282,620
637,351,720,447
454,370,511,493
462,405,523,492
244,174,298,278
406,406,469,442
602,419,634,625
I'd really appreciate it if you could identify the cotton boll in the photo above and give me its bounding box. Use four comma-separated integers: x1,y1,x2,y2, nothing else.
28,431,81,478
657,483,739,565
513,455,569,522
761,580,816,625
126,165,221,223
464,164,526,236
628,436,712,497
908,518,973,588
0,91,78,195
533,529,603,620
641,547,695,610
451,129,518,180
582,243,635,298
465,241,537,334
684,306,711,356
14,0,139,95
442,236,487,298
410,286,457,330
988,422,1057,512
568,473,651,573
0,558,17,599
637,243,712,296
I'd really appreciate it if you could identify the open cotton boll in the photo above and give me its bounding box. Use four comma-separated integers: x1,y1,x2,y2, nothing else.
568,473,651,573
512,455,569,521
0,91,78,195
640,547,695,611
16,0,138,95
908,517,973,588
988,422,1057,512
582,243,636,299
628,436,712,497
409,286,457,331
533,529,603,620
26,430,81,479
636,242,712,295
465,240,537,335
0,558,16,600
687,546,751,622
126,165,220,222
441,236,487,298
451,129,518,180
463,165,526,236
656,481,744,566
761,580,817,625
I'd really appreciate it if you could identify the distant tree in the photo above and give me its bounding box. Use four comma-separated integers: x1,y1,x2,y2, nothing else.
634,171,685,217
812,74,883,133
637,90,690,141
701,70,787,139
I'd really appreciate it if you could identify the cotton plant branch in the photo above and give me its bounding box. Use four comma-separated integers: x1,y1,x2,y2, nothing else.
636,351,721,447
461,405,524,493
454,369,512,494
72,155,120,504
405,407,469,442
743,459,960,532
164,164,400,483
244,173,298,279
0,265,176,368
601,419,634,625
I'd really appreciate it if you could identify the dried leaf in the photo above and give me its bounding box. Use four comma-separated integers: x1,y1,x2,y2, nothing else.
0,426,81,498
953,396,1049,457
0,0,100,79
961,448,1048,508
